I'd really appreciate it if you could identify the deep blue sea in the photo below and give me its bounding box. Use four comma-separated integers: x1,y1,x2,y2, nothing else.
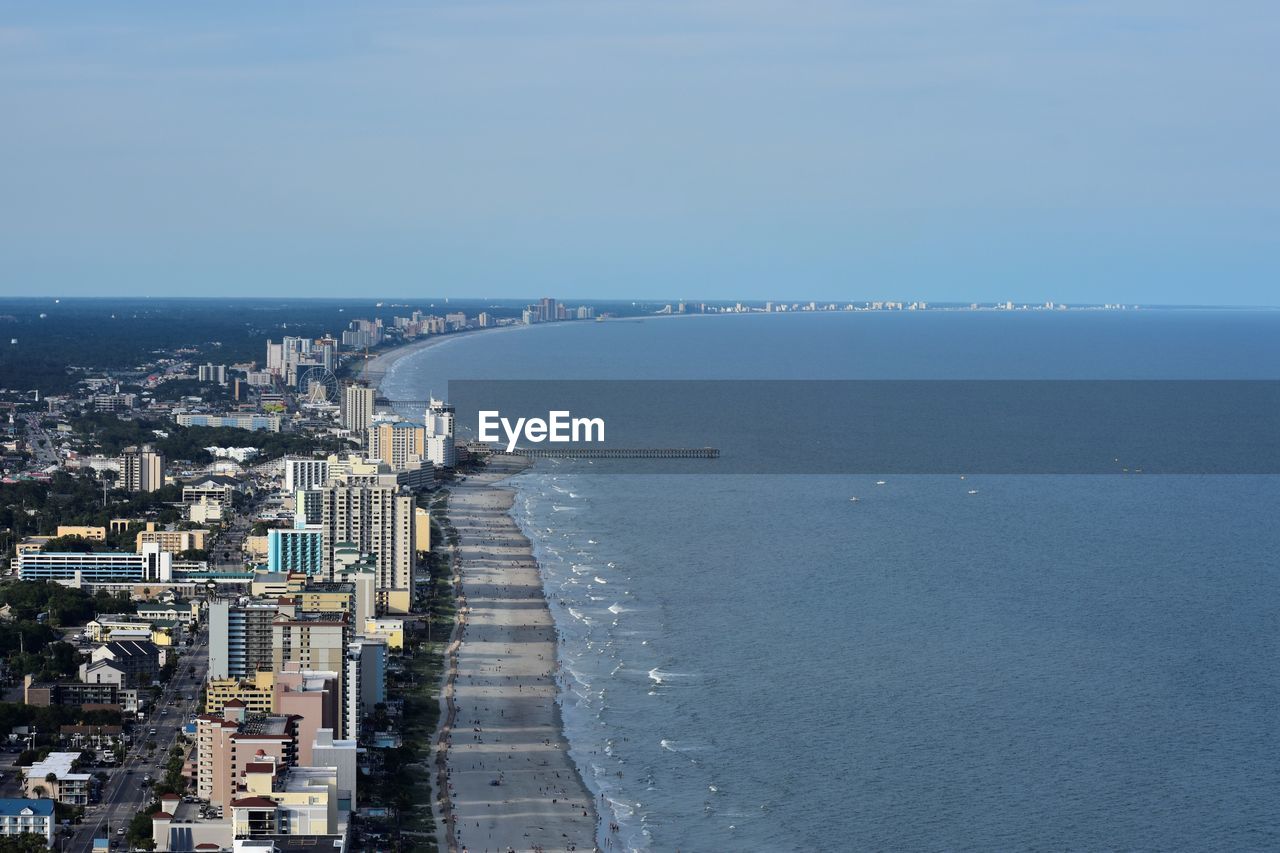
383,311,1280,851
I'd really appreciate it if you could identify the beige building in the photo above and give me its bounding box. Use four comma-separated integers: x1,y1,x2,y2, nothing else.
136,526,208,553
271,611,351,675
188,498,224,524
22,752,91,805
366,421,426,471
227,756,346,839
55,525,106,541
318,485,415,613
415,507,431,553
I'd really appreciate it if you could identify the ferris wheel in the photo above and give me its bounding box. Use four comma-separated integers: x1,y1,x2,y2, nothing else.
298,366,339,404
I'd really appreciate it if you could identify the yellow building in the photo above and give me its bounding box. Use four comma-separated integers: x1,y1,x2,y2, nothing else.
151,622,179,647
136,528,208,553
244,535,269,561
363,617,404,650
56,525,107,541
297,584,356,616
414,507,431,553
205,672,276,717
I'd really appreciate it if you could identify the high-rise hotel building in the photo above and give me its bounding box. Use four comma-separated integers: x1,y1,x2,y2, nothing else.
120,444,163,493
340,384,376,437
424,398,456,468
318,485,415,614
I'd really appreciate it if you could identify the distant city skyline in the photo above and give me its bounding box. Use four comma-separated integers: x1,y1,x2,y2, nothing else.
1,2,1277,306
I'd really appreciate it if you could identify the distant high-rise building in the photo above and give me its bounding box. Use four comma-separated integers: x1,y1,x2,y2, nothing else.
341,384,375,436
424,398,456,468
120,444,163,493
198,363,227,384
539,297,557,323
477,312,491,327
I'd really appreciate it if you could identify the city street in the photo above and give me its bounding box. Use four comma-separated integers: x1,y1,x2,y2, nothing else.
66,627,209,851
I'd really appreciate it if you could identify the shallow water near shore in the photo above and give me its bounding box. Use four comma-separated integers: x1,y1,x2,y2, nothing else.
385,311,1280,850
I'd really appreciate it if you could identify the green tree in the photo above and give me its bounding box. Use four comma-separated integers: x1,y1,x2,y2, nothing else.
127,803,160,850
0,833,52,852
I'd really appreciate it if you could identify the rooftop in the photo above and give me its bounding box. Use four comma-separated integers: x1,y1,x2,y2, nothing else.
236,715,294,737
0,798,55,816
26,751,91,780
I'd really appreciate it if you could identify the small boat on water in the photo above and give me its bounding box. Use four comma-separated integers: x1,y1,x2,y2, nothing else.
849,496,860,502
967,489,978,495
875,480,886,486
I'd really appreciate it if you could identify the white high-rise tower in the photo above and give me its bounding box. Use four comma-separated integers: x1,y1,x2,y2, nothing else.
424,398,456,468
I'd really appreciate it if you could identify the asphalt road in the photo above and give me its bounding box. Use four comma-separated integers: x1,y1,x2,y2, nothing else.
19,413,60,469
67,628,210,851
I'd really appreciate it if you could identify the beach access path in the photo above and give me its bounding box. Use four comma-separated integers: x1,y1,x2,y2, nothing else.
439,456,598,852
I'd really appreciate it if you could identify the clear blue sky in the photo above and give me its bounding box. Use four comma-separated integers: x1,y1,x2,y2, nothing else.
1,2,1276,304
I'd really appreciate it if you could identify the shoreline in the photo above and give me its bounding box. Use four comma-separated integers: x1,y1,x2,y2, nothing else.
373,322,605,850
433,456,599,851
358,323,533,389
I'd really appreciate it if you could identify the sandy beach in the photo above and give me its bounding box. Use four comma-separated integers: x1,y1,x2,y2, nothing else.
358,332,454,386
435,456,598,852
360,323,532,388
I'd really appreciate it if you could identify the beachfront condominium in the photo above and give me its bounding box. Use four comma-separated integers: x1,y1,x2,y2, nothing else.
121,444,163,492
271,610,351,675
366,420,426,471
424,398,456,468
341,384,376,437
344,639,388,741
318,485,415,613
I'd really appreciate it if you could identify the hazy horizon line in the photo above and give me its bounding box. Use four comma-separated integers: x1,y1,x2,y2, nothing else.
1,295,1277,310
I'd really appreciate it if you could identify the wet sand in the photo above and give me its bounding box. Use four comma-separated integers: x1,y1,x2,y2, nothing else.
436,456,598,852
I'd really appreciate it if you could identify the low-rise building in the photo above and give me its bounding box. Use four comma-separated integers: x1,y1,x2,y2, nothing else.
0,798,55,847
55,525,107,541
22,752,91,805
136,526,208,554
17,544,173,586
362,617,404,650
176,412,281,432
85,640,162,688
23,677,135,713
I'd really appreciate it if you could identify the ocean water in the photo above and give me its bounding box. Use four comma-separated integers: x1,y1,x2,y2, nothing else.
383,311,1280,851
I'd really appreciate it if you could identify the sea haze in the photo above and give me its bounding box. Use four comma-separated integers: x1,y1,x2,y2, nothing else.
383,310,1280,851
